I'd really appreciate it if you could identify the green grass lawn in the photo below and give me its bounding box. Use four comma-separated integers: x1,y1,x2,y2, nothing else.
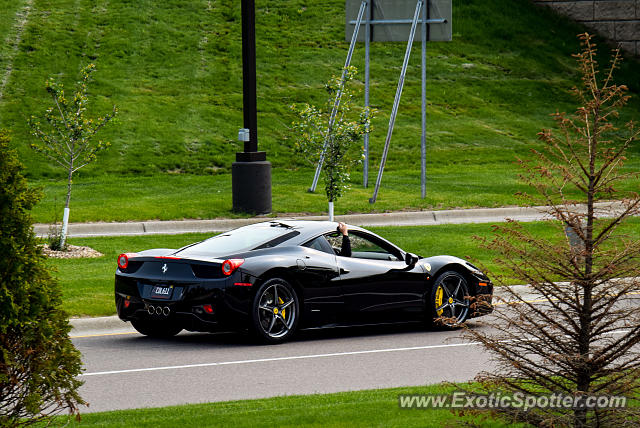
0,0,638,222
31,167,539,223
52,384,529,428
53,219,640,317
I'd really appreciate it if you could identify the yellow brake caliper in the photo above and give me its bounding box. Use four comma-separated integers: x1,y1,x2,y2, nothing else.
278,297,285,319
435,286,444,316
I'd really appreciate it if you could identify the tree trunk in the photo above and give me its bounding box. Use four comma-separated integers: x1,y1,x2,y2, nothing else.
60,163,73,248
328,201,334,221
574,101,599,428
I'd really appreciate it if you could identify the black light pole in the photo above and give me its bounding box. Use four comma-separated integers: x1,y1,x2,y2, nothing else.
232,0,272,213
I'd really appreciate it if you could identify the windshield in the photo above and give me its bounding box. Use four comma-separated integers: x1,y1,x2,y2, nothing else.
175,224,297,257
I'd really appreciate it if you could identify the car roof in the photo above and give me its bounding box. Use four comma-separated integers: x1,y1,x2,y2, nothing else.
248,219,338,238
243,219,379,246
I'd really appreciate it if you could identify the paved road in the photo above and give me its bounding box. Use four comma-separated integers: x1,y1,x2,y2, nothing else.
67,286,534,413
72,319,495,413
70,287,639,413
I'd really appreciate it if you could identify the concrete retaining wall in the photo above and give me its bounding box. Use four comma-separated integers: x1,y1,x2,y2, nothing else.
533,1,639,56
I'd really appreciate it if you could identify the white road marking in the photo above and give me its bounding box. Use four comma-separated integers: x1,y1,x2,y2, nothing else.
80,341,481,377
79,327,634,377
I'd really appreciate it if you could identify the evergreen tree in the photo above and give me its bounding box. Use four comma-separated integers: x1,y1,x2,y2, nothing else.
0,130,84,427
463,34,640,427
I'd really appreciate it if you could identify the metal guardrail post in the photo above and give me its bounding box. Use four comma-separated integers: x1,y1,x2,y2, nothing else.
369,0,423,204
363,0,371,188
421,0,427,199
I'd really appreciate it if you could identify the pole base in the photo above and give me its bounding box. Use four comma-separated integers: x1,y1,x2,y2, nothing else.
232,160,272,214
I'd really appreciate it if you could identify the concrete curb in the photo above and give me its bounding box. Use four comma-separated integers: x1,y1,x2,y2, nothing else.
36,201,628,238
70,315,133,337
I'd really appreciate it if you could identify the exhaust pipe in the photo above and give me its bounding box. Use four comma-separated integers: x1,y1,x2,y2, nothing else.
146,304,170,316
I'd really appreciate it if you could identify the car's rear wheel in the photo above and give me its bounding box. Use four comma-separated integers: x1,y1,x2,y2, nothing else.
251,278,299,344
428,271,470,328
131,318,183,338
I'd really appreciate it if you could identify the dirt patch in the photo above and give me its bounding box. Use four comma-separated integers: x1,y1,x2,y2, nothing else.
42,244,103,259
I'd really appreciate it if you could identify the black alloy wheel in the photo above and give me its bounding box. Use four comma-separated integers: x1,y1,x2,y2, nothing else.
428,271,470,328
251,278,299,344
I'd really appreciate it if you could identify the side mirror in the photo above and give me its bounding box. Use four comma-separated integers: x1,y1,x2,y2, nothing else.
404,252,419,266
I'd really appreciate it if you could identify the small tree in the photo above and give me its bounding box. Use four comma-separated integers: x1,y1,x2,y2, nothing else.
28,63,117,248
0,130,84,426
292,66,374,220
462,34,640,427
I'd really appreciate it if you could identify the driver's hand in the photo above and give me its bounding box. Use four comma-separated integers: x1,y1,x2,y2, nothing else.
337,222,348,236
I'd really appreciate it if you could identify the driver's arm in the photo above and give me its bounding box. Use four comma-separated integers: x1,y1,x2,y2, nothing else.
338,222,351,257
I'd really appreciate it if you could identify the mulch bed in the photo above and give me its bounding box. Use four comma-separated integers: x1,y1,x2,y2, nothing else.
42,244,103,259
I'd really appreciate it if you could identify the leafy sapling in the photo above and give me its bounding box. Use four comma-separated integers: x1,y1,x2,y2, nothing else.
292,66,375,221
28,64,117,248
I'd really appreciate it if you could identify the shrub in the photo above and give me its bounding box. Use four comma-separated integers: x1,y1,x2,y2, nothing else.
0,130,84,426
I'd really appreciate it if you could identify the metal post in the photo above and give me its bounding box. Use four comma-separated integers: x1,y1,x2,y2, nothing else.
363,0,371,188
232,0,271,214
421,0,427,199
241,0,257,154
309,0,368,193
369,0,422,204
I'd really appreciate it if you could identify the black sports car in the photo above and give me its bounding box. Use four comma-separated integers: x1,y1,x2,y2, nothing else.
115,220,493,343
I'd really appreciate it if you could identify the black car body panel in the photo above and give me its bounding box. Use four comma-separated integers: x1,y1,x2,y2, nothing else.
115,220,493,334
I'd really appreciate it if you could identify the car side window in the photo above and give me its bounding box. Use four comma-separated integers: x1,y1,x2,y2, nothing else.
302,235,335,255
348,233,401,261
324,232,343,254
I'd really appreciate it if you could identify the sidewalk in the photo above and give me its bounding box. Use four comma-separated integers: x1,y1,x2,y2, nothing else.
36,201,628,238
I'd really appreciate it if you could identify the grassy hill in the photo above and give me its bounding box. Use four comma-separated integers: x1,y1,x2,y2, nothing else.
0,0,639,222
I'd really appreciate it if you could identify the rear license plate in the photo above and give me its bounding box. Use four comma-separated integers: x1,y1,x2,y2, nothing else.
150,285,173,299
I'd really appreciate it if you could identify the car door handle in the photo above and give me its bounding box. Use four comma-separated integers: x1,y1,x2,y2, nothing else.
340,268,350,274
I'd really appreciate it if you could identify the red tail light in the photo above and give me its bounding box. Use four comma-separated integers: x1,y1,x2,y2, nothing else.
221,259,244,276
117,253,137,270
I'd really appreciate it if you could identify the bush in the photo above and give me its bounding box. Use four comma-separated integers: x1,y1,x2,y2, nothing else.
0,130,84,426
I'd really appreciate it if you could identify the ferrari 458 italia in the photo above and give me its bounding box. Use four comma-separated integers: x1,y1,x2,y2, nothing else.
115,220,493,343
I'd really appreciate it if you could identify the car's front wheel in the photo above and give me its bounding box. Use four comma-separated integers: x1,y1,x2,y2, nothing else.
251,278,300,344
428,270,471,328
131,318,183,338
